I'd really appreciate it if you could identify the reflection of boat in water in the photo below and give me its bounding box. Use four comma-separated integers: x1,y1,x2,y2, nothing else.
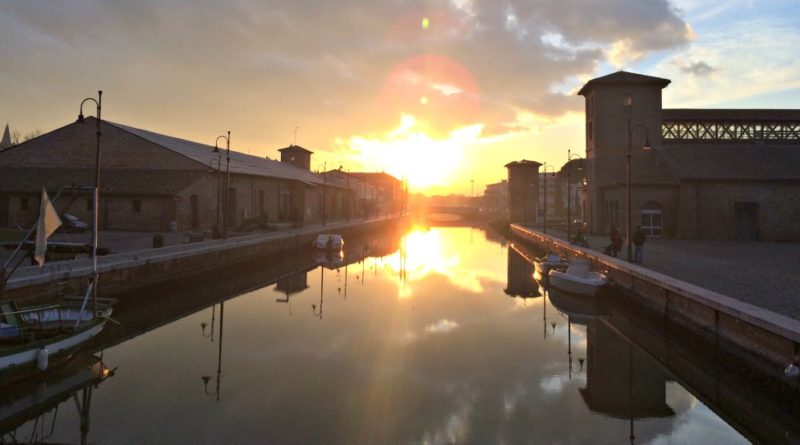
314,250,345,269
548,259,608,297
547,286,603,326
0,353,113,440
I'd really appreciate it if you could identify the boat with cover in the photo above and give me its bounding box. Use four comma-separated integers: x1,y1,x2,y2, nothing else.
313,234,344,251
548,259,608,297
534,252,569,276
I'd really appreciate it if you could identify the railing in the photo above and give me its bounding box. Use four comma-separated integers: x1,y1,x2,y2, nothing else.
662,119,800,142
1,304,66,340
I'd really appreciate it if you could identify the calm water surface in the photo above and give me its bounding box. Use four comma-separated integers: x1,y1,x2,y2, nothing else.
3,226,750,444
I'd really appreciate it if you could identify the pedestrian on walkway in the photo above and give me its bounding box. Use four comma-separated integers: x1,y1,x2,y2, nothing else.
633,226,646,263
611,226,622,257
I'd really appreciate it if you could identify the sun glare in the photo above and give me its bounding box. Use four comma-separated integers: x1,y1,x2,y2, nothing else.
344,114,482,192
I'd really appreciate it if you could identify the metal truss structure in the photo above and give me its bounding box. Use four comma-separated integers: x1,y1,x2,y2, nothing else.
662,119,800,142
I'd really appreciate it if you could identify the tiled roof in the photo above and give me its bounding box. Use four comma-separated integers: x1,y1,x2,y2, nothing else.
106,120,323,185
0,168,205,195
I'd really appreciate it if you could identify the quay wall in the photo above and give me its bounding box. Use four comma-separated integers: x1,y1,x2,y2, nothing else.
5,217,401,304
511,224,800,367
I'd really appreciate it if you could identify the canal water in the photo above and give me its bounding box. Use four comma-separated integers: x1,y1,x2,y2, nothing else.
1,226,780,443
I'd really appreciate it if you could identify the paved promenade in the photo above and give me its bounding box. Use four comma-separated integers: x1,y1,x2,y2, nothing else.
540,227,800,320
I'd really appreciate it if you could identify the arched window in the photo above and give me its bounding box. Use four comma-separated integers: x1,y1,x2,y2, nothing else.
641,201,662,237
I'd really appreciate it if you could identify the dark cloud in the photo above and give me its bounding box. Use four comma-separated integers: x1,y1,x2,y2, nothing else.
677,60,715,77
0,0,692,149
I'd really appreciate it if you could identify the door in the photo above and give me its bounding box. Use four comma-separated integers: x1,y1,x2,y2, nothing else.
227,187,238,228
734,202,759,241
641,201,662,237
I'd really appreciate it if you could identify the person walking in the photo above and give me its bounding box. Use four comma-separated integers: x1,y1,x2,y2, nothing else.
633,226,646,263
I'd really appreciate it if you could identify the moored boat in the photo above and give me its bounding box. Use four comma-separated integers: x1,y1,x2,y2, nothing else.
534,252,569,276
548,259,608,297
313,234,344,251
1,297,113,383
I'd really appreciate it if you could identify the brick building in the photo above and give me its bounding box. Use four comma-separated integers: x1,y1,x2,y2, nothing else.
0,118,356,232
579,71,800,241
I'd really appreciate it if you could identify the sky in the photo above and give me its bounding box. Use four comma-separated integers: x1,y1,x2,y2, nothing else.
1,0,799,195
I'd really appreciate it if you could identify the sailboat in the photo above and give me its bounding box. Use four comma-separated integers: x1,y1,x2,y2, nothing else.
0,188,113,383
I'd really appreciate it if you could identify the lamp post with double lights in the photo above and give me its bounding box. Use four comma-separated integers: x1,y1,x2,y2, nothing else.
541,163,556,234
213,132,231,238
624,94,652,261
566,149,584,243
77,90,102,317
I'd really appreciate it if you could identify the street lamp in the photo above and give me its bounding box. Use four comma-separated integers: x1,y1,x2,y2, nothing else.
77,90,102,318
625,94,652,262
566,149,584,243
213,132,231,238
541,163,556,234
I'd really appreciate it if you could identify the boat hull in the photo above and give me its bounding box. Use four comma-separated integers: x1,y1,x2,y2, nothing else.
548,270,607,297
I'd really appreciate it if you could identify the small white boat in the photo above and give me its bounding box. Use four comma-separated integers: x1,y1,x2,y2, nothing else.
312,234,344,251
534,252,569,276
548,259,608,297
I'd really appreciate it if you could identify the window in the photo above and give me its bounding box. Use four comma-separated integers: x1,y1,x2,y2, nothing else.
20,197,29,210
132,199,142,212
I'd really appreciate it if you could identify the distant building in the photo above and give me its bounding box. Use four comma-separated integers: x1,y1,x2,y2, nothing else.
483,179,508,216
505,160,541,225
579,71,800,241
348,172,405,217
0,119,356,232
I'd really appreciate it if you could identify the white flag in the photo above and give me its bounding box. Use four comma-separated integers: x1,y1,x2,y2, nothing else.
34,187,62,267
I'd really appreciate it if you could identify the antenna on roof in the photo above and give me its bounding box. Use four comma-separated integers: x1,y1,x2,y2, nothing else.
294,126,299,145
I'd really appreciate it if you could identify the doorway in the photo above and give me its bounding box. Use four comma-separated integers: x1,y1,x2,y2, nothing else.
190,195,199,230
641,201,662,237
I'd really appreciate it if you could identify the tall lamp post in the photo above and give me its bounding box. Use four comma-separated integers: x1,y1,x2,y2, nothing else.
566,149,584,243
213,132,231,238
625,94,652,261
541,163,556,234
77,91,102,317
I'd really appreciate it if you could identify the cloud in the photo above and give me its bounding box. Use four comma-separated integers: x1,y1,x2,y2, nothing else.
675,60,715,77
0,0,693,158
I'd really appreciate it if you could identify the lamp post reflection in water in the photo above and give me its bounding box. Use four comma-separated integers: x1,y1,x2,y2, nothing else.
312,267,324,319
201,302,224,402
200,304,215,342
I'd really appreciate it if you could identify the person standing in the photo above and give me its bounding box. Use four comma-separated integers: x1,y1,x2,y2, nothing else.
633,226,646,263
611,226,623,258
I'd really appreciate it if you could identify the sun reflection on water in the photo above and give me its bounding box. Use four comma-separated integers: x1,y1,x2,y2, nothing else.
381,226,506,299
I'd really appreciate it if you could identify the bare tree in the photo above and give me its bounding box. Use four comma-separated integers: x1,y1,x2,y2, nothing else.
23,129,42,141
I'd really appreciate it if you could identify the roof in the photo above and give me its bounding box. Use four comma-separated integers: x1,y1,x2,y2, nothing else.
578,71,671,96
657,144,800,181
278,144,314,154
504,159,542,168
0,167,205,195
348,172,402,184
663,108,800,121
105,120,323,185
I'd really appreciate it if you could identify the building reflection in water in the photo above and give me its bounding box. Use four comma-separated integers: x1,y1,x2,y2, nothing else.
201,301,225,402
0,354,114,444
275,271,310,315
504,245,539,299
545,286,675,444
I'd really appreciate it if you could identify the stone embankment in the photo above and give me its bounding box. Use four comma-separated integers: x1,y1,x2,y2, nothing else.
5,217,402,303
511,224,800,368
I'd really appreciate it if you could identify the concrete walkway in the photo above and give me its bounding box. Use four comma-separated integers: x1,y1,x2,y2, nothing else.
537,226,800,320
